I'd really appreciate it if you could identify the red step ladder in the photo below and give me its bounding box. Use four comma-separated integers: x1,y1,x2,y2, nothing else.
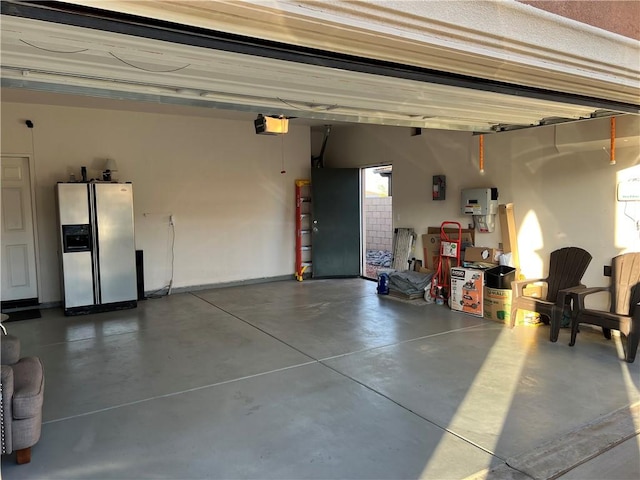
295,179,312,281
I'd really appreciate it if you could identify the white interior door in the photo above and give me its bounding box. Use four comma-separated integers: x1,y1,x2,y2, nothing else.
1,156,38,302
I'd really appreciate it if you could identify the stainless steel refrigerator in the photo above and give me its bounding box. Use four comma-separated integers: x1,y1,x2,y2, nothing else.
56,182,137,315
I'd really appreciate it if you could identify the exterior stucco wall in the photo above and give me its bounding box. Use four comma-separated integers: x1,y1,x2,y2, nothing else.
521,1,640,40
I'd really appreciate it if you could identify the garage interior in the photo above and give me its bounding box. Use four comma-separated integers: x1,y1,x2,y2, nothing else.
1,1,639,478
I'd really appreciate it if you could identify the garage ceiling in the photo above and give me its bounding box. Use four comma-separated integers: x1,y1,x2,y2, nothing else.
1,1,638,132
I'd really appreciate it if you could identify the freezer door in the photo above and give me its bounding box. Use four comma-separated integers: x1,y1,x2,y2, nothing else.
57,183,90,224
56,183,95,308
94,183,137,304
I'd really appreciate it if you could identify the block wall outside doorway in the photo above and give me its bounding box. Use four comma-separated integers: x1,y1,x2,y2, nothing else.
365,196,393,251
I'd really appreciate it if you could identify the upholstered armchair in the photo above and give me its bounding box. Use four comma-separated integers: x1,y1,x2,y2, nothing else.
1,334,45,464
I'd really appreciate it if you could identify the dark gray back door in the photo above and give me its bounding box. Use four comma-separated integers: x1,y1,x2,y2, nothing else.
311,168,360,278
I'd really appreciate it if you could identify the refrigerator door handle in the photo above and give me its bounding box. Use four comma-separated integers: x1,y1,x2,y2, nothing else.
88,184,101,305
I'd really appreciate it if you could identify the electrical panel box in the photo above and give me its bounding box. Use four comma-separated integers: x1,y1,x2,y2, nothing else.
432,175,446,201
461,188,499,215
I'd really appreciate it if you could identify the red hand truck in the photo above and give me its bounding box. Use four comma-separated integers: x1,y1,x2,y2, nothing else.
431,221,462,300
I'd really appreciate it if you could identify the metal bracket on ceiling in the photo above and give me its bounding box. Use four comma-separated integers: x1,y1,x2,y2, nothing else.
489,110,619,133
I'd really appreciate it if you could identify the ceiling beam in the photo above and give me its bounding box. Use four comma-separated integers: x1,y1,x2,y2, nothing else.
2,0,638,115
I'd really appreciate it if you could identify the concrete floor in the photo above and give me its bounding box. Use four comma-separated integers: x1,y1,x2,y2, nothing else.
1,278,638,479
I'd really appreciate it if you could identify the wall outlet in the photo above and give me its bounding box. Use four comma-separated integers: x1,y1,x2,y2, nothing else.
169,215,175,226
604,265,612,277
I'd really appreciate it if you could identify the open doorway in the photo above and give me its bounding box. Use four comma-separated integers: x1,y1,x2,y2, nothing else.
362,165,392,280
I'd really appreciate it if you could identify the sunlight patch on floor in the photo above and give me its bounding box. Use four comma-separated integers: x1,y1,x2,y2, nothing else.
614,337,640,423
420,328,533,478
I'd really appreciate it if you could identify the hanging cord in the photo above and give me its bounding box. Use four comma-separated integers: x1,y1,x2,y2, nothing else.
27,120,38,235
479,134,485,174
20,39,88,54
167,219,176,295
108,52,190,73
280,127,286,174
146,218,176,299
622,202,640,239
277,97,339,112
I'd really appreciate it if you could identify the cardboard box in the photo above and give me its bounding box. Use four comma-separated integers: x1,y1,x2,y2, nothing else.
484,286,543,326
450,267,484,317
427,226,475,238
464,247,500,264
422,229,474,269
483,287,512,323
517,310,543,325
523,284,545,298
518,283,544,325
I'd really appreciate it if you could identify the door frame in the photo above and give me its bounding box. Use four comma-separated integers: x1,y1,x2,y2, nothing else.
361,164,392,280
1,153,41,305
311,168,362,278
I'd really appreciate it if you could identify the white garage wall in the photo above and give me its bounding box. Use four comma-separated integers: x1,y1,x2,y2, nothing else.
1,102,311,304
2,99,638,309
325,115,640,300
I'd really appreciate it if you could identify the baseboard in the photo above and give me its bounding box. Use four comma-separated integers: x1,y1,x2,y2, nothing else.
39,301,62,310
1,297,39,311
27,275,299,311
64,300,137,316
2,309,42,322
167,275,293,295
